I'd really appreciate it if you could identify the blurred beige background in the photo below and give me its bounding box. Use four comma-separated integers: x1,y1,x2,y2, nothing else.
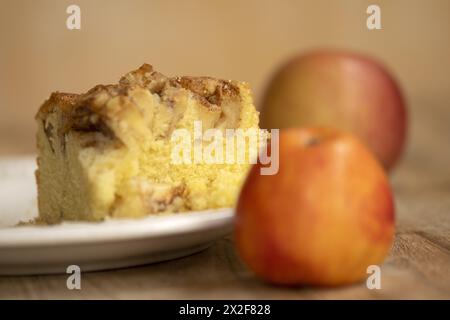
1,0,449,160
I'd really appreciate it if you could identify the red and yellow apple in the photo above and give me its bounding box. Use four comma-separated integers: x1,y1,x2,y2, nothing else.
260,50,407,170
235,127,395,286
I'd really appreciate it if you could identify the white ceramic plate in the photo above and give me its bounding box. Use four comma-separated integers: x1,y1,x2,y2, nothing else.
0,157,234,275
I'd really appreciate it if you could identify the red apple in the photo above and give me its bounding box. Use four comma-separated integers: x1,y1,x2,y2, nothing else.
260,50,407,170
235,127,395,286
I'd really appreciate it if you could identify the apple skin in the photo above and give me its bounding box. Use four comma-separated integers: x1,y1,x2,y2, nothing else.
260,50,407,171
235,127,395,286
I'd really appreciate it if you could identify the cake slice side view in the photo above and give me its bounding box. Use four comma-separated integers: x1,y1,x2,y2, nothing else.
35,64,260,223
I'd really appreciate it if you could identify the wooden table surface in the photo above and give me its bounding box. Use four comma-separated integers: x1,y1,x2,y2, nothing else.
0,96,449,300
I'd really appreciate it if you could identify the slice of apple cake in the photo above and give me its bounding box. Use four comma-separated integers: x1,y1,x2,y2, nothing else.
35,64,259,223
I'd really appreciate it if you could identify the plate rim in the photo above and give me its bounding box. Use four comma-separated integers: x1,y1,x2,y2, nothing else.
0,208,234,248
